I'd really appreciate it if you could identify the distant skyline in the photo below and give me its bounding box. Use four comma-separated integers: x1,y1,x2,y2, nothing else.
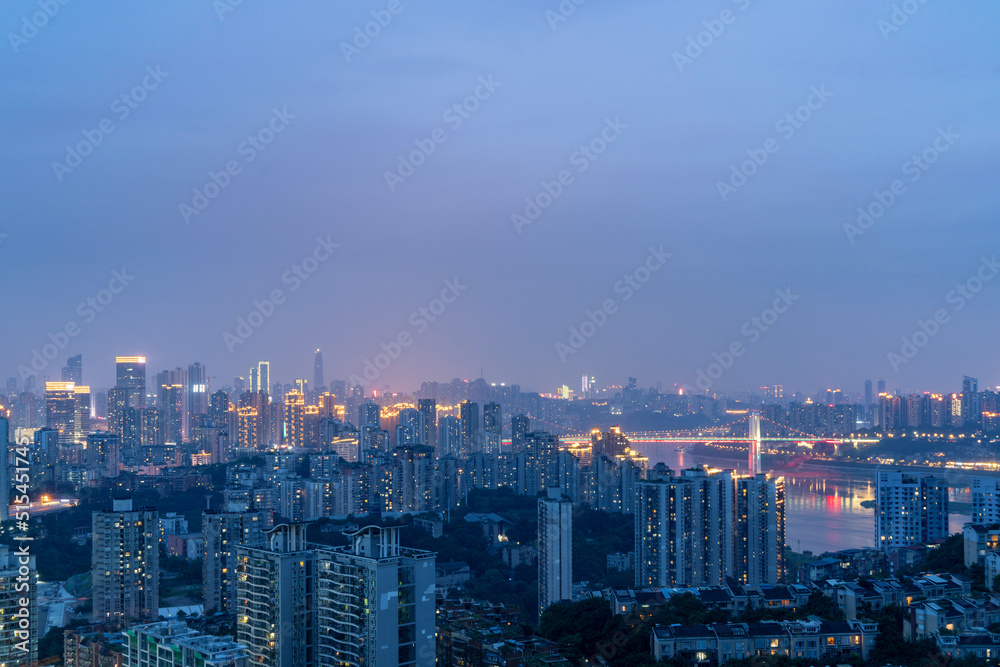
4,2,999,395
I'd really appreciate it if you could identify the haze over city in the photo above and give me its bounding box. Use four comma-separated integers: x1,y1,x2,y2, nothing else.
5,2,1000,394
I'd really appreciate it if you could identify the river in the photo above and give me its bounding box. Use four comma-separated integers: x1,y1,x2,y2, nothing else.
630,442,977,555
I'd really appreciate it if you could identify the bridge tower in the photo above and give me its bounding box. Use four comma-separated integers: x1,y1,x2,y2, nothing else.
748,411,761,474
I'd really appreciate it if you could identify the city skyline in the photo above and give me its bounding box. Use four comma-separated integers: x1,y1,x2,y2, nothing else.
4,3,999,395
7,349,1000,401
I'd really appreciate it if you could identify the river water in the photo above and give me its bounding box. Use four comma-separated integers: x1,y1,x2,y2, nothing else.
630,442,975,555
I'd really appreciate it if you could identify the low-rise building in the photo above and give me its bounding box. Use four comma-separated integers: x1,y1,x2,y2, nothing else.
123,621,250,667
64,625,123,667
965,524,1000,567
650,619,878,665
905,595,1000,640
937,629,1000,661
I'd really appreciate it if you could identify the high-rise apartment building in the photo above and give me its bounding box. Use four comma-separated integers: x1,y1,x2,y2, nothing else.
483,402,502,454
736,474,786,585
438,416,461,457
315,525,436,667
0,545,38,666
358,400,380,429
460,401,479,456
92,498,159,623
0,418,8,521
237,524,316,667
963,375,981,428
203,507,265,614
875,470,949,551
511,414,530,453
538,487,573,616
417,398,437,451
635,468,784,588
972,477,1000,524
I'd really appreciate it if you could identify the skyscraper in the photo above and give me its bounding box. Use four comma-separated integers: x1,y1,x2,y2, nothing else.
44,381,76,444
313,348,324,393
73,385,91,443
876,470,949,550
115,356,147,408
185,362,209,441
62,353,82,384
252,361,270,394
864,380,873,406
92,498,159,623
538,487,573,616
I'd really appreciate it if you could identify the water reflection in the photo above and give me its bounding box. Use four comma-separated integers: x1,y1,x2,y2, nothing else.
630,442,974,555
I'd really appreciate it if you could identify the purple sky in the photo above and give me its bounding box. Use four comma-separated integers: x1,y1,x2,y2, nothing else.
3,1,999,397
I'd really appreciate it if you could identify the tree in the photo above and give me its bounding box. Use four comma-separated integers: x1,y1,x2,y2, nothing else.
539,598,616,663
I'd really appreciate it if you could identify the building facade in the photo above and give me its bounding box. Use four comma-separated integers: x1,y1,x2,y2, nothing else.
92,498,159,624
875,470,949,550
538,487,573,615
124,621,249,667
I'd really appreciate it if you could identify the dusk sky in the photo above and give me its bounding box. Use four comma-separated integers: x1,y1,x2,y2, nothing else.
4,1,999,396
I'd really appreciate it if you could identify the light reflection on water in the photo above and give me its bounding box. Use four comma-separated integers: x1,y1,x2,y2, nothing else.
631,442,973,555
